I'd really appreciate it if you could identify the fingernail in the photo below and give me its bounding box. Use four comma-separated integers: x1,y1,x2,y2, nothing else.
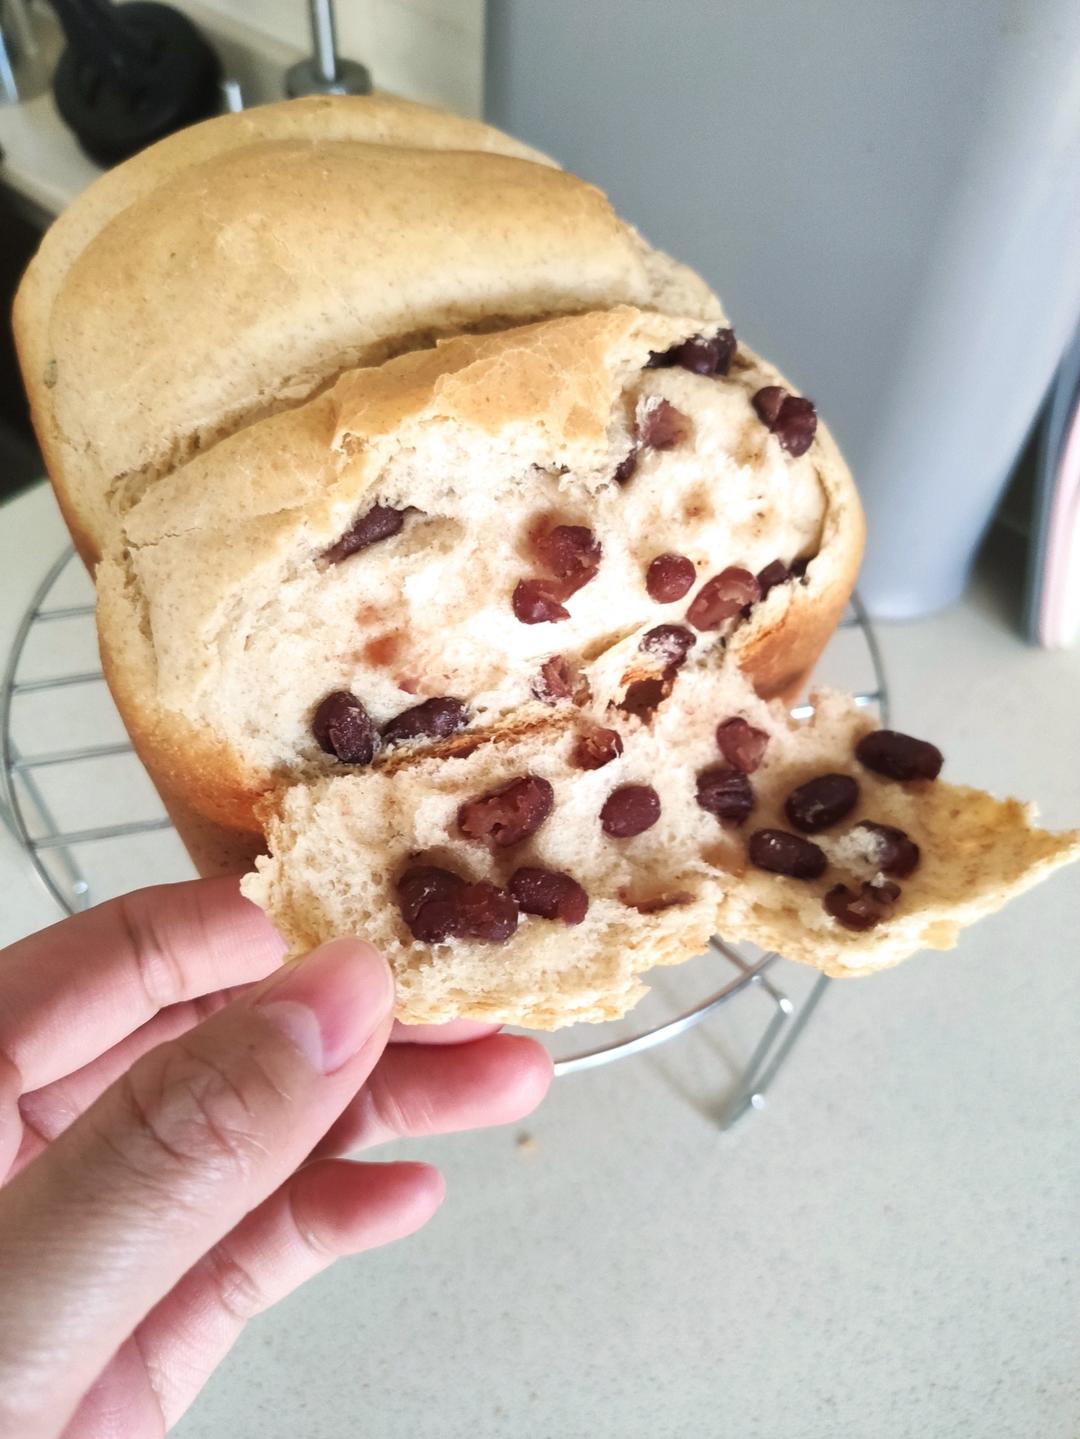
255,938,394,1074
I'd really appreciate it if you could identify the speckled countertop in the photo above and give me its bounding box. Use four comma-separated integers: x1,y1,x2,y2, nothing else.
2,485,1078,1439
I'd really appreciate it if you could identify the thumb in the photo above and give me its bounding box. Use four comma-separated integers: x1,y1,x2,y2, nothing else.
0,938,393,1439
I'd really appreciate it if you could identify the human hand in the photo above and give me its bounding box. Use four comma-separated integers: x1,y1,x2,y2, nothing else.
0,878,552,1437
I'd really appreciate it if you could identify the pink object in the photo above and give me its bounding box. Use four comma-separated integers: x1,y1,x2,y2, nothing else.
1038,393,1080,648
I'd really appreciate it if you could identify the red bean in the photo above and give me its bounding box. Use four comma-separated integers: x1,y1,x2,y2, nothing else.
600,784,661,838
572,727,624,771
695,766,754,825
823,880,901,932
747,828,827,879
396,866,466,943
784,773,859,833
613,449,639,486
312,691,377,765
532,656,575,704
646,553,696,603
855,821,921,878
752,386,785,426
641,399,690,450
509,867,589,925
457,775,555,848
751,386,817,457
534,524,601,589
715,717,769,773
855,729,943,782
639,624,696,668
381,697,468,746
452,882,520,941
686,567,761,630
322,504,407,565
755,559,791,598
396,866,519,942
647,328,737,376
512,579,570,625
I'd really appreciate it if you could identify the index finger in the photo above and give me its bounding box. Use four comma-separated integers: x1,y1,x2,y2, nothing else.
0,877,284,1093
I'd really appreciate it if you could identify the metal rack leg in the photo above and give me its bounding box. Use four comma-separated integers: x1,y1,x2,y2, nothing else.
10,743,93,912
719,973,831,1128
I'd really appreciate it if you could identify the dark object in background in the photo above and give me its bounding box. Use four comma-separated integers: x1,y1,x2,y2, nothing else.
0,202,44,500
51,0,219,165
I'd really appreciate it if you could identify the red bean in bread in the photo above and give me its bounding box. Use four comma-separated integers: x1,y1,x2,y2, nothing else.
601,784,661,837
457,775,555,847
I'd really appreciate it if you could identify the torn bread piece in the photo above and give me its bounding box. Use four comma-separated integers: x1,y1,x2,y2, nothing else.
242,662,1080,1029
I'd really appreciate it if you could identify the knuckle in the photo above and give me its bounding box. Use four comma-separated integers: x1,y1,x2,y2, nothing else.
118,891,187,1012
365,1069,435,1144
205,1239,269,1323
285,1183,336,1263
101,1038,284,1194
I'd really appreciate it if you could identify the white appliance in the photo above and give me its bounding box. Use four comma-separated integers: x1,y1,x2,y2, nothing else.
487,0,1080,617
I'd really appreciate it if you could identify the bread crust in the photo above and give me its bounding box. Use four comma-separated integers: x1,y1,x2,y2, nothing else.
14,98,718,568
13,96,558,568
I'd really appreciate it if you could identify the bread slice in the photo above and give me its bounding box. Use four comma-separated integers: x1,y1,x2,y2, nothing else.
94,307,862,852
242,658,1079,1028
13,96,717,567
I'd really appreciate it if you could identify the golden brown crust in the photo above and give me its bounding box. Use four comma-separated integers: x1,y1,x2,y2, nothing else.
733,435,866,698
96,561,266,832
13,99,555,572
331,306,645,448
15,98,716,568
154,787,265,880
99,580,263,876
13,91,553,442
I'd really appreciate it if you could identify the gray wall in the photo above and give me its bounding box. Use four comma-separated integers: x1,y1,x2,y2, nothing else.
487,1,1080,615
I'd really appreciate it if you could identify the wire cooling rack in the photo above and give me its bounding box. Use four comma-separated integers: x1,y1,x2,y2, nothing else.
1,547,889,1127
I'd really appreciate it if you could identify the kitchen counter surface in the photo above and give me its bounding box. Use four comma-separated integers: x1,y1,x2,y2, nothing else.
2,483,1077,1439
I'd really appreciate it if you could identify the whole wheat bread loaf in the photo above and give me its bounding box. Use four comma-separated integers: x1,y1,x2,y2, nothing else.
13,94,1078,1030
